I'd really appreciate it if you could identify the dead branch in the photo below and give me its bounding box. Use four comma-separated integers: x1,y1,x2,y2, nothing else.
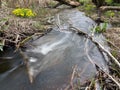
70,26,120,88
100,6,120,11
70,65,77,90
15,34,20,44
70,26,120,68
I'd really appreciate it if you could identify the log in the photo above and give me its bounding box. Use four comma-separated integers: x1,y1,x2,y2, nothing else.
100,6,120,11
53,0,80,8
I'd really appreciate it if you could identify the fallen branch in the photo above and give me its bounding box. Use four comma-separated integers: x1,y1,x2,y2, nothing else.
15,34,20,44
70,65,77,90
100,6,120,11
70,26,120,88
70,26,120,68
18,48,34,83
64,65,77,90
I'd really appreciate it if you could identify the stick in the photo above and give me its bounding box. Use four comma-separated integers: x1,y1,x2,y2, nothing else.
70,26,120,88
70,65,77,90
70,26,120,68
100,6,120,11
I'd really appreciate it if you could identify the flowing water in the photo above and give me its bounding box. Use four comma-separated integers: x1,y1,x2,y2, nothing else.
0,9,109,90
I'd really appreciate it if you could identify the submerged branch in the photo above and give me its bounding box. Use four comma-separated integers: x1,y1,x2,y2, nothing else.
19,48,34,83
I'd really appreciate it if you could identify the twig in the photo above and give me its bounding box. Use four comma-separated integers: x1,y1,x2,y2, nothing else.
70,65,77,90
0,38,16,44
105,71,120,88
106,39,119,50
70,26,120,88
70,26,120,68
18,32,43,47
15,34,20,44
84,38,95,66
64,65,77,90
85,86,89,90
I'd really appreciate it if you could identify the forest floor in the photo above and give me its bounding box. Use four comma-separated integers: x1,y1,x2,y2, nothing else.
0,2,120,89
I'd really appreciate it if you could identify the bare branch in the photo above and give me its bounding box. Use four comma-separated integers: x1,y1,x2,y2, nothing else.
70,26,120,88
70,26,120,68
100,6,120,11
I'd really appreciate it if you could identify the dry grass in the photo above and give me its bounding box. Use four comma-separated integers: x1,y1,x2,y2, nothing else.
104,28,120,60
2,0,54,8
0,2,58,46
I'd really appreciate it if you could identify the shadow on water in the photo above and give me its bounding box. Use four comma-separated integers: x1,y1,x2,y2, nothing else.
0,47,23,74
0,9,109,90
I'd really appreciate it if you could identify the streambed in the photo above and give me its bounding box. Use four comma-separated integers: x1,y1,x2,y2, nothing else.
0,9,109,90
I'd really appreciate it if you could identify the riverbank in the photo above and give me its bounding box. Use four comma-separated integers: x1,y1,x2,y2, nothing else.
0,6,59,48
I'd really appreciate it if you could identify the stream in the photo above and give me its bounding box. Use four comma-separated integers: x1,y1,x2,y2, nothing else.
0,9,109,90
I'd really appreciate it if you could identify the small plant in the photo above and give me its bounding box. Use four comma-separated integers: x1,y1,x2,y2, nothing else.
93,23,108,33
12,8,36,18
105,11,115,17
111,50,118,57
84,4,95,11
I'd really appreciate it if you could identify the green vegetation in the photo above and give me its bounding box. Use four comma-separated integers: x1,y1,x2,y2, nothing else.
106,0,120,6
106,0,113,4
92,23,108,33
111,50,118,57
105,11,115,17
84,4,95,11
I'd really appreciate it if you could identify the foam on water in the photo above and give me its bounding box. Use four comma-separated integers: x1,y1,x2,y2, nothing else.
29,33,71,55
29,57,38,62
